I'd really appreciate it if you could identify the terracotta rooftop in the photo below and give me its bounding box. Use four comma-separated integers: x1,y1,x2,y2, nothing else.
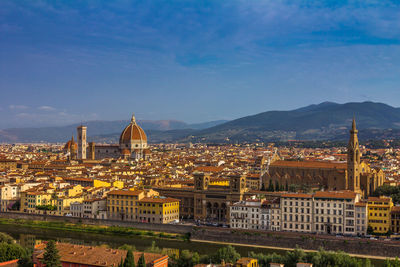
194,166,224,173
281,193,313,199
314,191,357,200
271,160,347,170
139,197,179,203
107,190,143,196
35,242,167,267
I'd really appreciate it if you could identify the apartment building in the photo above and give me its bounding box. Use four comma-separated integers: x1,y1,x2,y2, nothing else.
270,198,281,231
281,193,313,233
230,191,367,236
313,191,362,236
355,202,368,235
137,196,180,224
106,189,159,221
70,198,107,219
367,196,393,234
0,184,19,212
230,198,263,230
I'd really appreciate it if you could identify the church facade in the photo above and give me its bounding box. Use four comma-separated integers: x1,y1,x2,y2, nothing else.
64,114,149,161
263,119,384,197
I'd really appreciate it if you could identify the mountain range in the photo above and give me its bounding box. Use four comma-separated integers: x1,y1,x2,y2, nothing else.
1,101,400,143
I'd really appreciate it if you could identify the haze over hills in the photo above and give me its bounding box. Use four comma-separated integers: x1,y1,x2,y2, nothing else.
0,119,227,143
1,101,400,143
184,101,400,143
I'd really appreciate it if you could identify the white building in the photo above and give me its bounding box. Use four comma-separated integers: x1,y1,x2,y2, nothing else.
313,191,361,235
230,197,263,230
281,193,313,233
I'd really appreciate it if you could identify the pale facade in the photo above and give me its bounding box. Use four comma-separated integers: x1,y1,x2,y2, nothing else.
230,198,263,230
281,193,313,233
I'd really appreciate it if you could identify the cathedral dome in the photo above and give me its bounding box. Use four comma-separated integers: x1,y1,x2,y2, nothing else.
119,114,147,144
64,136,77,151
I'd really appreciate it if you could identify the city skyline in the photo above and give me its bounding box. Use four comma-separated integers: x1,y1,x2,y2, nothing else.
1,1,400,128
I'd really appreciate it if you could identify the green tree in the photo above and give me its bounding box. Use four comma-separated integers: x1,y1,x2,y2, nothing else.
174,250,199,267
137,253,146,267
285,180,289,191
212,245,240,264
42,240,61,267
274,180,280,192
123,250,135,267
118,244,136,252
384,257,400,267
0,243,27,263
0,232,15,244
145,241,161,254
18,247,33,267
268,180,274,192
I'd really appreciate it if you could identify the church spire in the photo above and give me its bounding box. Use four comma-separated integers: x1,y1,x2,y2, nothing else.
351,116,357,133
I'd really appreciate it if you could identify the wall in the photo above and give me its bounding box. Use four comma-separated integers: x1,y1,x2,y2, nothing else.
0,212,191,234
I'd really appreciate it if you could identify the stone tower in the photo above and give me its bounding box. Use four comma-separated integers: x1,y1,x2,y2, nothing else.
230,174,246,194
347,118,361,192
77,125,87,160
194,172,209,191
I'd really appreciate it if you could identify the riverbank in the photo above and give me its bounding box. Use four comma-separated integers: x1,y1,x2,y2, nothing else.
0,212,398,260
191,239,396,261
0,218,189,241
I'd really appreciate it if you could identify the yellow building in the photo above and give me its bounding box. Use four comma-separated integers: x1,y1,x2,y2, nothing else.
137,196,180,224
367,196,393,234
112,180,124,189
235,258,259,267
56,196,84,216
93,179,111,188
93,179,124,189
21,191,52,214
64,185,83,197
106,189,159,221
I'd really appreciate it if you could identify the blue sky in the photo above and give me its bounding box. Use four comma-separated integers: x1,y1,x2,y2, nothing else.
1,0,400,128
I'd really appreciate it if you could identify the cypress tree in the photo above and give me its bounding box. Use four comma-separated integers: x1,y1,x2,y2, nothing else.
268,179,274,192
285,180,289,191
123,250,135,267
42,240,61,267
137,253,146,267
275,180,280,191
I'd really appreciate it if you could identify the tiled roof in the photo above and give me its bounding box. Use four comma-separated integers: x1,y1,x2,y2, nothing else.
107,190,143,196
281,193,313,199
314,191,357,200
139,197,179,203
35,243,166,267
271,160,347,169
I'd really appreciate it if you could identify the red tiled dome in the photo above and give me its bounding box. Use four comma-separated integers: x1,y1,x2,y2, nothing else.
64,136,77,150
119,114,147,144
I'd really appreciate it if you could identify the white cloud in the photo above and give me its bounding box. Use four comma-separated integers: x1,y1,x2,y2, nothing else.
9,105,28,110
38,105,56,111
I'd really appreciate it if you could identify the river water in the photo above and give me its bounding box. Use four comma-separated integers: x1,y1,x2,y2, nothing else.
0,224,385,266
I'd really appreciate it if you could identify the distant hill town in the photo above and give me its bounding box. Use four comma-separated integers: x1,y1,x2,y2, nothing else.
2,101,400,143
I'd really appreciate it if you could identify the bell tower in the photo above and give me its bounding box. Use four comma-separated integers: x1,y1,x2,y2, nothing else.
347,118,361,192
77,125,87,160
